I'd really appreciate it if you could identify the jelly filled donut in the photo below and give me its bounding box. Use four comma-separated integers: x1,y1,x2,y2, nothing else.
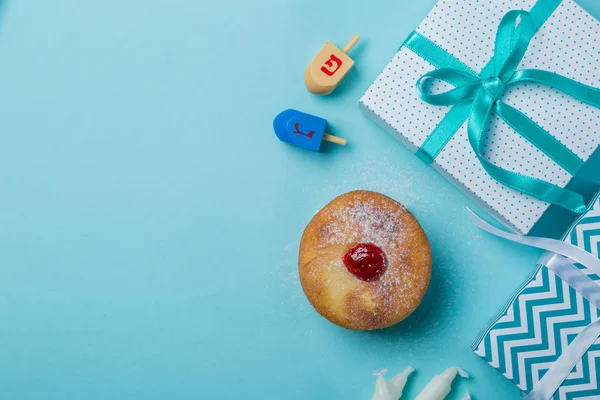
298,191,432,330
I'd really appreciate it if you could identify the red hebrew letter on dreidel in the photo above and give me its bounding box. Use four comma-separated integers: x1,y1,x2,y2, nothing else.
320,54,343,76
293,123,314,139
305,36,359,95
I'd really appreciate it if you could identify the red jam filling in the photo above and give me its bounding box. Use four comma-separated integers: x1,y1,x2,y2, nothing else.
342,243,387,282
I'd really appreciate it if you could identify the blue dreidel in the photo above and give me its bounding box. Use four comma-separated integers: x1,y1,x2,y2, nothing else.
273,109,346,151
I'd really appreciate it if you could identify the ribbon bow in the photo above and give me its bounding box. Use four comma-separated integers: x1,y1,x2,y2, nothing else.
415,10,600,213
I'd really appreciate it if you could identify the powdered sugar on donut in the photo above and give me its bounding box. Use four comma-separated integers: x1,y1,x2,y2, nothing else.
321,198,407,252
299,191,432,330
349,245,372,262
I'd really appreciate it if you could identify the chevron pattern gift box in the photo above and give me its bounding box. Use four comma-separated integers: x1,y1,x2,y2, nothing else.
360,0,600,237
472,199,600,400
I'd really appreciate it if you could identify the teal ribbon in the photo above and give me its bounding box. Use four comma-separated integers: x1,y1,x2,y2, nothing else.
410,8,600,213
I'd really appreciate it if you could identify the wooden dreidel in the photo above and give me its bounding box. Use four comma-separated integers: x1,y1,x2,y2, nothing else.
304,35,360,95
273,109,346,152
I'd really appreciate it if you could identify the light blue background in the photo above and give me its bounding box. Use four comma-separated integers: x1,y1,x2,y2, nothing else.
0,0,599,399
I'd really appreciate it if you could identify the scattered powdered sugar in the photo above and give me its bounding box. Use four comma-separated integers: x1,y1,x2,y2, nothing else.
308,148,447,216
321,198,407,252
369,266,422,314
350,246,370,262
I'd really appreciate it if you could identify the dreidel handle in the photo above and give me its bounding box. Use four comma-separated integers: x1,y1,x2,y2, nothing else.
323,133,347,146
342,35,360,54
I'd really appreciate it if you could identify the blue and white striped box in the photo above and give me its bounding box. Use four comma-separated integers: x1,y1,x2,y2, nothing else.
473,200,600,399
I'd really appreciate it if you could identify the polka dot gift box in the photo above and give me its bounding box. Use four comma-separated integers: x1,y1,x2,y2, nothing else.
360,0,600,236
